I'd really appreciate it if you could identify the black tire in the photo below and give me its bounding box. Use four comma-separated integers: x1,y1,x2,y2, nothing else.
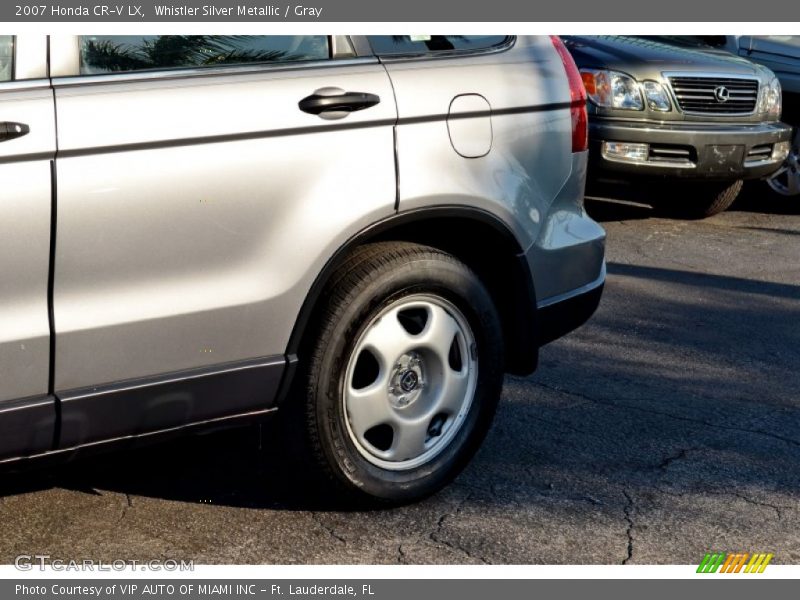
294,241,504,506
655,180,743,219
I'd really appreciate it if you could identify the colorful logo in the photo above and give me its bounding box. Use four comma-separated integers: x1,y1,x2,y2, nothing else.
697,552,774,573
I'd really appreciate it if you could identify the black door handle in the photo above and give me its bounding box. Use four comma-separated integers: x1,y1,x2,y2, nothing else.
299,89,380,117
0,122,30,142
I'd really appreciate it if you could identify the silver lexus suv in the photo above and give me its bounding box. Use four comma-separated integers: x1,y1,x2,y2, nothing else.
0,35,605,503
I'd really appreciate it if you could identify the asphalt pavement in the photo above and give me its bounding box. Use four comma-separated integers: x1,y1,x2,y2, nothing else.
2,184,799,565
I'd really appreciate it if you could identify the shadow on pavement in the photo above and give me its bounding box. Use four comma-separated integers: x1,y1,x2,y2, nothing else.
0,418,370,512
2,259,798,521
496,259,800,502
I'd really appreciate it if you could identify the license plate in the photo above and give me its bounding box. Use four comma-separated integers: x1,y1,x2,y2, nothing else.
704,144,745,174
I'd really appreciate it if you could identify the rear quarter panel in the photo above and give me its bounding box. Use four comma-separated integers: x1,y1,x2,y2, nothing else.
384,35,574,252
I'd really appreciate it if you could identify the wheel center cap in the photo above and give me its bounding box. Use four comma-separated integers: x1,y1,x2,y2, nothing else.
388,353,425,409
399,370,419,393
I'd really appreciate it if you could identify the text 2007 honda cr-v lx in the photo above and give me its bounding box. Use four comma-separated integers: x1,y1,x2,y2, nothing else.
0,35,605,503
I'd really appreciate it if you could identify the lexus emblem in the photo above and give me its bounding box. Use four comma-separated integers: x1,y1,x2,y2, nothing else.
713,86,730,103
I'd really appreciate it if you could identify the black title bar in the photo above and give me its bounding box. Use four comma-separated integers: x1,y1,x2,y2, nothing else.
3,0,798,21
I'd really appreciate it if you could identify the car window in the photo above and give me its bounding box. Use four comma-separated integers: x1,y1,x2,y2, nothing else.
0,36,12,81
79,35,330,75
367,35,508,57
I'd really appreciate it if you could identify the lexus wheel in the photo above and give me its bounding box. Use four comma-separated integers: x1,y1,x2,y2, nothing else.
767,129,800,197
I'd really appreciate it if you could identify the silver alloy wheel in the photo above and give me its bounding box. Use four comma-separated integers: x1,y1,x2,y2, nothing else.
767,129,800,196
342,294,478,471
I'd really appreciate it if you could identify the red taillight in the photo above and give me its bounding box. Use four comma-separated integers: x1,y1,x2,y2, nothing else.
550,35,588,153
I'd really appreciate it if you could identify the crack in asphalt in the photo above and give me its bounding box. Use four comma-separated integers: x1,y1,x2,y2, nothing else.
531,380,800,450
707,490,787,519
430,529,489,565
622,491,635,565
428,493,489,564
484,480,608,508
116,493,133,525
658,448,693,471
517,472,608,508
310,513,346,544
655,486,793,520
516,381,794,548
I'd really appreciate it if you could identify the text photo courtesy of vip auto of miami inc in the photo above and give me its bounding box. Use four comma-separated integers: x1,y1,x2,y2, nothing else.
0,23,799,593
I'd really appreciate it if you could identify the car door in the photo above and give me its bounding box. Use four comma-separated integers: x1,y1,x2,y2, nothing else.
0,35,57,460
49,35,397,448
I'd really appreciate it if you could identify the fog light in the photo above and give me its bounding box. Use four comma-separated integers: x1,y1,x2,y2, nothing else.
772,141,791,162
602,141,649,163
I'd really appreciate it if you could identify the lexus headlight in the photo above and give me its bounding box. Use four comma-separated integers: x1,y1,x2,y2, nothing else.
642,81,672,112
580,69,644,111
758,77,782,119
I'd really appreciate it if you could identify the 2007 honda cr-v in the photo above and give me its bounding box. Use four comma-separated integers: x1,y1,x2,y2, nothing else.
0,35,605,503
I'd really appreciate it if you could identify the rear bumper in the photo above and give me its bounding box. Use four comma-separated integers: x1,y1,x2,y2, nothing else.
536,266,605,347
590,118,793,180
524,151,606,349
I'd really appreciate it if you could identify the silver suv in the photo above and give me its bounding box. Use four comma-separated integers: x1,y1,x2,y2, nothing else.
0,35,605,503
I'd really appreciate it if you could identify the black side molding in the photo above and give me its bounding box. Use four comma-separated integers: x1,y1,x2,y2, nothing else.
56,356,286,449
0,396,57,461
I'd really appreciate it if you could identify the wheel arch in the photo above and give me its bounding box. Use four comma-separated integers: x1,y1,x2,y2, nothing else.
276,207,540,407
